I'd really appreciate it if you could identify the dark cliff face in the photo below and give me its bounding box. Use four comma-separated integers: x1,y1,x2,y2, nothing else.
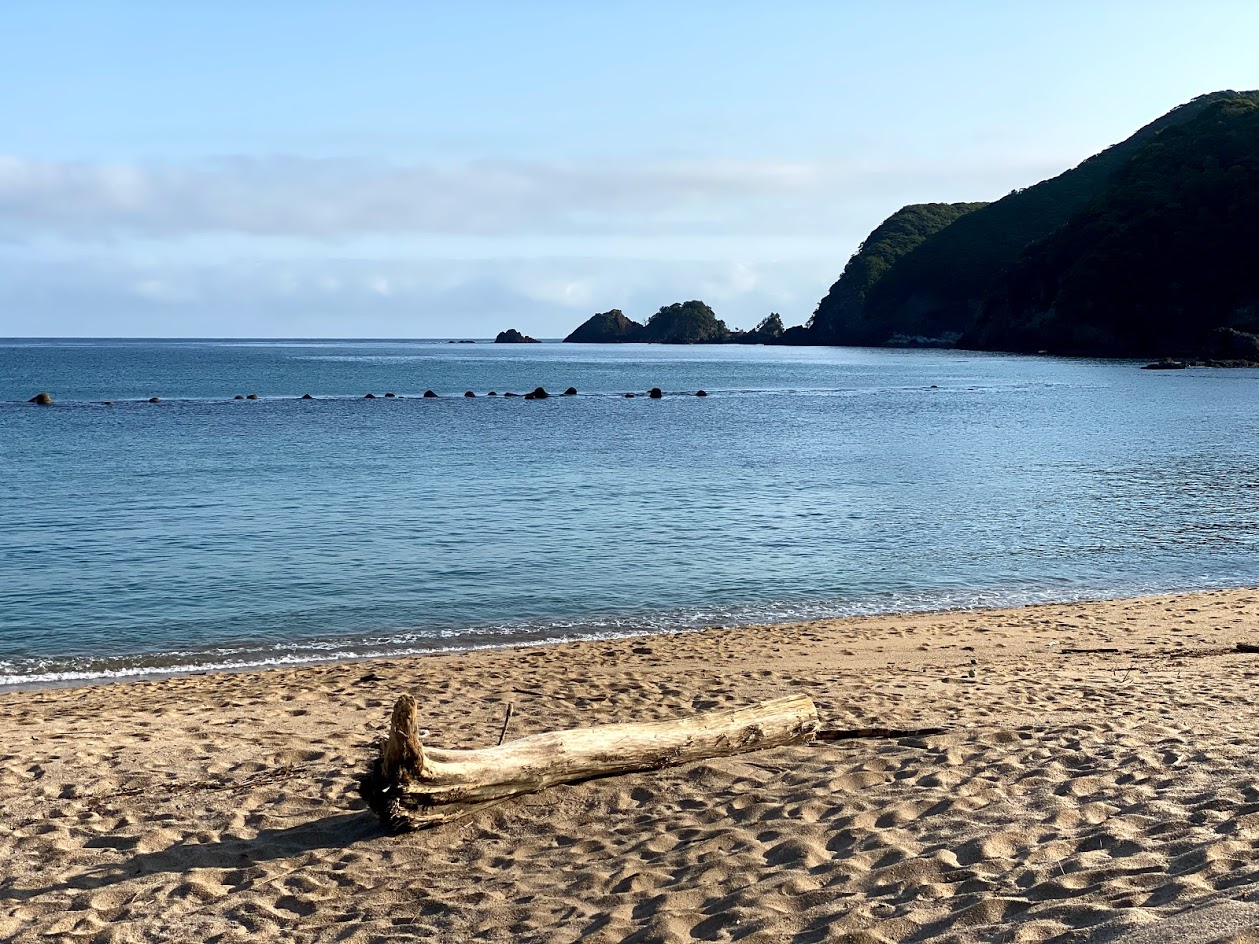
810,90,1256,351
563,309,644,343
809,203,987,345
495,329,540,343
964,95,1259,357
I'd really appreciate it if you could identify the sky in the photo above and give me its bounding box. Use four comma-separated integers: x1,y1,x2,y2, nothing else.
1,1,1257,338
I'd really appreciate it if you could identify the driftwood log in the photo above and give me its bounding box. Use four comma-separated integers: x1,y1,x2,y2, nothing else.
360,693,819,831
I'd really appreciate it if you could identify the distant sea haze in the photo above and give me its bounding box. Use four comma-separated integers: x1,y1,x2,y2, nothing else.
2,338,1257,686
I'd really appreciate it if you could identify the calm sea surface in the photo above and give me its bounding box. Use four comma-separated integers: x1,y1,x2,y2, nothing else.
2,338,1257,686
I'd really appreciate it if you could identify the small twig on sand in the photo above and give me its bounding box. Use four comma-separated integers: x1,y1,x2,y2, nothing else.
497,702,515,746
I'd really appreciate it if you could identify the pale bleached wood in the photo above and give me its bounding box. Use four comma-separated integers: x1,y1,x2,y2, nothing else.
360,693,818,831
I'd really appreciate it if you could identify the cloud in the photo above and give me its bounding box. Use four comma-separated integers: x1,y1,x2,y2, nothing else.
0,155,833,240
0,254,838,337
0,153,1066,241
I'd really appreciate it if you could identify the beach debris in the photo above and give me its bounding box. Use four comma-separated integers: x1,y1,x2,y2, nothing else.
360,693,818,832
497,703,515,746
28,392,53,405
1059,647,1122,655
1237,642,1259,654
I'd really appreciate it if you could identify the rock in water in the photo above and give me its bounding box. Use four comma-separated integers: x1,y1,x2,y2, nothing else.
423,390,438,398
246,394,258,400
648,388,663,399
384,392,396,398
495,328,540,344
28,392,53,405
696,390,708,397
563,387,577,396
564,309,644,343
301,393,314,399
148,397,161,403
532,387,549,399
364,393,377,398
464,391,476,397
233,394,245,400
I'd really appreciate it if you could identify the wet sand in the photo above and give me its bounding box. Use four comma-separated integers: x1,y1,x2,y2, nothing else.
2,589,1259,942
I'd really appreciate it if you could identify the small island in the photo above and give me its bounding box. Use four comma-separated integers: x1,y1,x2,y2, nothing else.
495,329,540,344
563,302,788,345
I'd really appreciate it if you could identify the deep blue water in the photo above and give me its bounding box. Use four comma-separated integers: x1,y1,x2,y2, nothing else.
2,338,1258,686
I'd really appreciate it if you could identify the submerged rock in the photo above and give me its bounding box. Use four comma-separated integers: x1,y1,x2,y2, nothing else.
504,392,519,398
1141,359,1187,370
624,393,636,398
28,392,53,405
246,394,258,400
233,394,245,400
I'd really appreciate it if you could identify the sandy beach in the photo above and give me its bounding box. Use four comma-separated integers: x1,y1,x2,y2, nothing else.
2,589,1258,943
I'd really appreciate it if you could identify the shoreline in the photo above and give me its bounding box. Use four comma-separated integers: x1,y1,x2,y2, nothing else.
7,583,1255,694
4,587,1259,942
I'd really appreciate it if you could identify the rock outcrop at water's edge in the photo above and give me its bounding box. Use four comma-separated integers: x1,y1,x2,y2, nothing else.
564,309,645,343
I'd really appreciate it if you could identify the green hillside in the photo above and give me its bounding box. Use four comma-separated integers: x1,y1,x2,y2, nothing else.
813,90,1254,346
809,203,987,344
965,95,1259,356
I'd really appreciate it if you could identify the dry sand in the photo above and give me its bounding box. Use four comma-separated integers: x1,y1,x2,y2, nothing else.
2,589,1259,943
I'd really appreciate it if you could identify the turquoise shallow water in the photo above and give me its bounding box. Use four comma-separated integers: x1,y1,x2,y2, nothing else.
2,338,1258,685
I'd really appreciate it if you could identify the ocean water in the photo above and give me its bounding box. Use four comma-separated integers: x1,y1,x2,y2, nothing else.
2,338,1258,687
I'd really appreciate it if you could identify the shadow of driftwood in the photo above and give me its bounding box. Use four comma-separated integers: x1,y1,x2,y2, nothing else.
0,811,385,903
